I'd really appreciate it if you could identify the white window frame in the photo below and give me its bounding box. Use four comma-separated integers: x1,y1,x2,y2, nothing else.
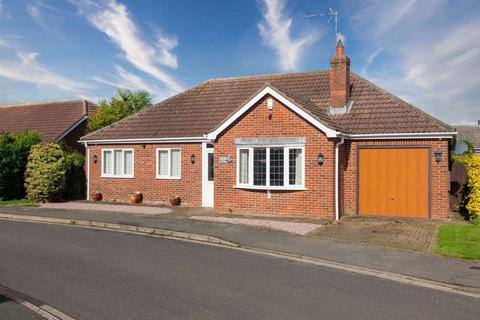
235,145,305,190
101,148,134,178
156,148,182,179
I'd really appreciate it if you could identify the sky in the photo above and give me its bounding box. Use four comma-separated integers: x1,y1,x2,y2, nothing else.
0,0,478,124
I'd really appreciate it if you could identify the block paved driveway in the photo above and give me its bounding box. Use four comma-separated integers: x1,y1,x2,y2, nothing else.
312,217,437,252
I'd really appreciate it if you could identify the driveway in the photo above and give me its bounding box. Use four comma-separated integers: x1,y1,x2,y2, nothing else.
1,220,479,320
312,217,437,252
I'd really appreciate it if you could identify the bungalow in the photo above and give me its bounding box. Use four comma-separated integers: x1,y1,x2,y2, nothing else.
0,100,96,153
456,122,480,154
81,42,456,220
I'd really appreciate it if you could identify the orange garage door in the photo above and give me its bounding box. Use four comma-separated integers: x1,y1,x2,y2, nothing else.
358,148,429,218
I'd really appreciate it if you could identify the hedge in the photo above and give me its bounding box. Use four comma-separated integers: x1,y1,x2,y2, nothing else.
454,154,480,224
0,131,42,200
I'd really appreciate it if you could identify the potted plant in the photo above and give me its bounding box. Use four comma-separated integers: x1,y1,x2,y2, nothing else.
130,191,143,204
91,192,102,201
169,195,181,206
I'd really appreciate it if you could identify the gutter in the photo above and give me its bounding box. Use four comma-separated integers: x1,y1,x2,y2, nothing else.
334,136,345,221
79,136,212,145
345,132,457,140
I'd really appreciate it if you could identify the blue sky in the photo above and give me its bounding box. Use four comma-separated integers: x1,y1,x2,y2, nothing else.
0,0,478,124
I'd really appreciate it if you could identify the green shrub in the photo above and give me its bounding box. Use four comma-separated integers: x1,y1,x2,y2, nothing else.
455,154,480,224
25,143,67,203
0,131,42,200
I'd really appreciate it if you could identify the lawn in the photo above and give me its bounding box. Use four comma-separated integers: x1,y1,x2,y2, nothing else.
0,199,37,207
435,224,480,260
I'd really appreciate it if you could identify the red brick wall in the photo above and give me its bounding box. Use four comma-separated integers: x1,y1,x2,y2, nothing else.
87,143,202,206
214,95,336,218
340,139,450,220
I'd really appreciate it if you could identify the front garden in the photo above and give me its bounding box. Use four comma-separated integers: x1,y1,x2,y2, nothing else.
0,131,85,205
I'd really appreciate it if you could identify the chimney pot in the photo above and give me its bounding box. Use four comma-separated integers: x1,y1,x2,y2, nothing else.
336,39,344,56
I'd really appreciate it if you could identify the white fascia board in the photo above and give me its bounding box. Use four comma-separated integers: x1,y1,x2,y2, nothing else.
207,86,340,140
80,136,211,145
345,132,457,140
55,116,88,142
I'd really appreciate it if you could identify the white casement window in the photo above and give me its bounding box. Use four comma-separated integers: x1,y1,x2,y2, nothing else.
156,148,181,179
102,149,134,178
236,145,305,190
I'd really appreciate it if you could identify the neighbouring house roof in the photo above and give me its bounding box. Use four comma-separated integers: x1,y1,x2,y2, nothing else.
455,125,480,149
81,71,453,141
0,100,96,142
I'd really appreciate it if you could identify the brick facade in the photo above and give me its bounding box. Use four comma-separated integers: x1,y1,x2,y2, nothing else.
86,98,451,221
87,143,202,206
214,95,336,218
340,139,450,220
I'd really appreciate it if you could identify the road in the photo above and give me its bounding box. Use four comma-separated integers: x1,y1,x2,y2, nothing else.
0,220,478,320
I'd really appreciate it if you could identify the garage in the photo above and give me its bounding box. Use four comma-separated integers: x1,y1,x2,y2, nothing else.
358,148,430,218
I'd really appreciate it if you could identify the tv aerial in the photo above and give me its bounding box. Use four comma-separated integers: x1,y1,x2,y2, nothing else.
300,8,340,41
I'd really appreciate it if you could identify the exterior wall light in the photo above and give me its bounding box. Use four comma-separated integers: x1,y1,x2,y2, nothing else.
93,154,98,164
191,154,196,164
318,153,325,166
434,151,442,162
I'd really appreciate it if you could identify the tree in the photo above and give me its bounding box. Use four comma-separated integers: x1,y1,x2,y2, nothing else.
87,89,152,132
0,131,42,200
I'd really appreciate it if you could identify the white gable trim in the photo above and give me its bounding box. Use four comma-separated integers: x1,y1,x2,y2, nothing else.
206,86,340,140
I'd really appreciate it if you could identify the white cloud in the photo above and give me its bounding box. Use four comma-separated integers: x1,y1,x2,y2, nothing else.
258,0,318,71
71,0,183,94
0,50,93,95
93,65,173,101
350,0,480,124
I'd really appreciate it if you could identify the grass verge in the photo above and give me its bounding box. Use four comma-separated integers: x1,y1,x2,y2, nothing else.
0,199,37,207
435,224,480,260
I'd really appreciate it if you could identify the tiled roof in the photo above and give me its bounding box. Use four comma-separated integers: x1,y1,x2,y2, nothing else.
82,71,452,141
456,125,480,148
0,100,96,142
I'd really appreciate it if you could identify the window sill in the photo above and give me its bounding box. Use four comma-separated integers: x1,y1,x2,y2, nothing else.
233,185,307,191
155,176,181,180
101,175,134,179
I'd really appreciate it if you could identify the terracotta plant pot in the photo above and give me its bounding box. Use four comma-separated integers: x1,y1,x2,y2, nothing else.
91,193,102,201
169,197,181,206
130,193,143,204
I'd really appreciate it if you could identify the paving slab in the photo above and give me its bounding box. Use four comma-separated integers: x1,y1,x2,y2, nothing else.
41,201,172,215
190,216,322,235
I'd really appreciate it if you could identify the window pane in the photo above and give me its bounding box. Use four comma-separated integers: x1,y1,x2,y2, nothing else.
103,151,112,175
124,151,133,175
253,148,266,186
158,150,169,176
114,150,123,176
289,149,303,185
269,148,284,186
171,149,181,177
208,153,214,181
239,149,249,184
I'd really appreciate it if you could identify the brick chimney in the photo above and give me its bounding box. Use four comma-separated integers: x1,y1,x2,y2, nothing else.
329,40,351,114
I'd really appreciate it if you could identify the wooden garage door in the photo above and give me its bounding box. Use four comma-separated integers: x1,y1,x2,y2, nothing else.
358,148,429,218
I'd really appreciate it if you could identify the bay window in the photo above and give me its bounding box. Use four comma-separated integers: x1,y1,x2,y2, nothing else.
236,142,305,190
102,149,134,178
